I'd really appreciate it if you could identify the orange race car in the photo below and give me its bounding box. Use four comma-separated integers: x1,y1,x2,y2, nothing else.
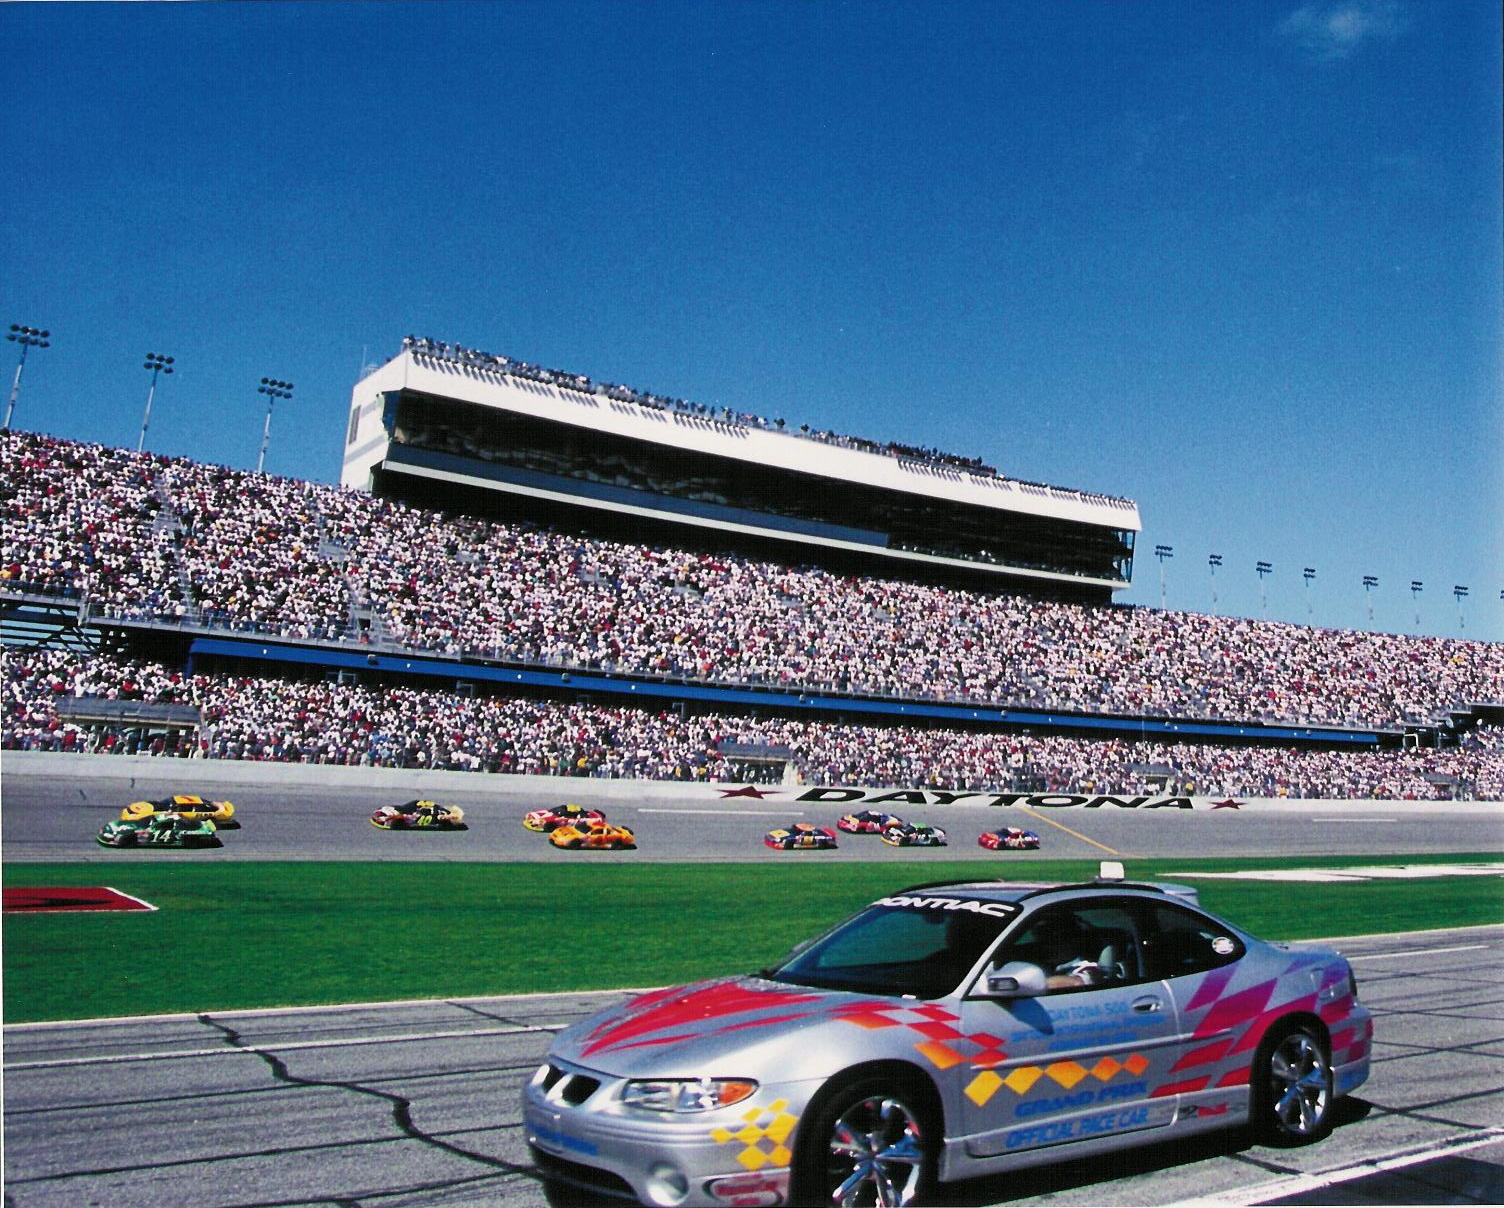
120,794,239,829
548,820,637,850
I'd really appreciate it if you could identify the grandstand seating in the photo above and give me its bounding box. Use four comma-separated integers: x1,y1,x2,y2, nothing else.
3,430,1501,739
5,649,1502,798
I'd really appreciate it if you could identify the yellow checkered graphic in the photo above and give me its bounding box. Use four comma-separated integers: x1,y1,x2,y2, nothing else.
711,1099,799,1171
965,1052,1150,1107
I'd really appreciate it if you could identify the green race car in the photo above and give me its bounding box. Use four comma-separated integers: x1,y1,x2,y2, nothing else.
97,814,222,849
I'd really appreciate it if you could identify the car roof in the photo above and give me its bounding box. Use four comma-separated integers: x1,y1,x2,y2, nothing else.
891,872,1201,908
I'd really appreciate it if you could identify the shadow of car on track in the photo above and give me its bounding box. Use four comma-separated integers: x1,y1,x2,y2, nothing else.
933,1098,1375,1206
531,1100,1377,1207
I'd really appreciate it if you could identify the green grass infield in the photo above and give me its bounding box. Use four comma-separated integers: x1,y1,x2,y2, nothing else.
4,853,1501,1023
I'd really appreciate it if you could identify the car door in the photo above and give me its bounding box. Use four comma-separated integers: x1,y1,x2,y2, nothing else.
1132,898,1251,1115
956,898,1181,1158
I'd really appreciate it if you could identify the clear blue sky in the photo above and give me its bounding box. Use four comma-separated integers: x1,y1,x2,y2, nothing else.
3,1,1499,640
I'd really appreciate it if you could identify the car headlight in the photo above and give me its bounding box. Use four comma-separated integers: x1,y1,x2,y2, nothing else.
620,1078,758,1113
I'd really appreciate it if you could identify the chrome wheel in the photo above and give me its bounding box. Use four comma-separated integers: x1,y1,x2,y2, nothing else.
824,1094,925,1207
1268,1030,1331,1139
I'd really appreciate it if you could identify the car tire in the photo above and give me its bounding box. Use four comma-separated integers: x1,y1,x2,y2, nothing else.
789,1074,937,1207
1251,1022,1333,1146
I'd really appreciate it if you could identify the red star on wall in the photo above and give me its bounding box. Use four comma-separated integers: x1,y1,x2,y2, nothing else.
718,785,780,798
1210,799,1243,810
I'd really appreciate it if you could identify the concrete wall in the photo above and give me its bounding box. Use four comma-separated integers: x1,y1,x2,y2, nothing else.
5,751,1499,812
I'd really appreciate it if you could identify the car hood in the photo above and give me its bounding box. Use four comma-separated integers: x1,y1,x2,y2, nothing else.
551,976,924,1080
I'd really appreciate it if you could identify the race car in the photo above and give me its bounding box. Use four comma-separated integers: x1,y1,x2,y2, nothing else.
370,800,467,830
764,822,838,850
524,803,607,833
97,814,221,849
526,861,1372,1207
979,825,1041,850
120,793,238,828
881,820,949,847
549,821,637,850
836,809,903,834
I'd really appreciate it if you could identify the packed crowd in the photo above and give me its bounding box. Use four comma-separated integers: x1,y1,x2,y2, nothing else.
4,430,1502,734
6,650,1501,799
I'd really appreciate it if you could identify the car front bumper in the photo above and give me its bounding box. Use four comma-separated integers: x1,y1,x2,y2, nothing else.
524,1057,820,1207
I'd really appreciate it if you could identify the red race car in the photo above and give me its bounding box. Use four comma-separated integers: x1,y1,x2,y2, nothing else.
524,803,606,833
979,826,1041,850
837,809,904,834
371,800,467,830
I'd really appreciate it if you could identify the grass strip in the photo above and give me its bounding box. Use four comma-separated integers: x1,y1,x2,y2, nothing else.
4,853,1501,1023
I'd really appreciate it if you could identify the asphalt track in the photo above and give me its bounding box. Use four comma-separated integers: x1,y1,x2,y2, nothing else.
3,926,1502,1208
4,767,1504,1206
4,770,1504,863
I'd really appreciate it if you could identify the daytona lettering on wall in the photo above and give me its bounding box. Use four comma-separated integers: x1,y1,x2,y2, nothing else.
792,788,1212,809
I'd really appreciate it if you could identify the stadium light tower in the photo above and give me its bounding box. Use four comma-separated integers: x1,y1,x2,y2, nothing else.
1208,553,1222,616
138,353,175,452
1154,544,1174,610
4,324,50,430
1410,580,1423,632
256,377,294,473
1362,575,1378,626
1453,585,1468,630
1256,561,1273,619
1302,566,1316,617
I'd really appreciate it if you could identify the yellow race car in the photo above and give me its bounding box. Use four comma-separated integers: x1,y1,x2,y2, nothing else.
121,794,238,829
548,821,637,850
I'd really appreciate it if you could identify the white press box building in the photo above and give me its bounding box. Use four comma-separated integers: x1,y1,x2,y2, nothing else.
342,338,1141,604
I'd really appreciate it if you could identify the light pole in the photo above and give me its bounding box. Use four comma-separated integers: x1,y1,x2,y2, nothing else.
1453,585,1468,631
138,353,175,452
1256,561,1273,620
1410,580,1423,632
256,377,294,473
4,325,50,430
1302,566,1316,617
1362,575,1378,626
1154,544,1173,610
1208,553,1222,616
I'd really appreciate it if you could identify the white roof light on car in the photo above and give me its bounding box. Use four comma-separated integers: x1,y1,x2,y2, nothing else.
1098,860,1126,882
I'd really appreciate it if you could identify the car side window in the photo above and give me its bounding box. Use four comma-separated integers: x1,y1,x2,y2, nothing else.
995,901,1145,994
1138,902,1245,980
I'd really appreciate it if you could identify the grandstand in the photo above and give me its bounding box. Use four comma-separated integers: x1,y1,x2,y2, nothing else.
341,337,1141,601
4,381,1503,799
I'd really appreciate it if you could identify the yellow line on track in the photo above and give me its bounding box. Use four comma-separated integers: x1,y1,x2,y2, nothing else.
1015,805,1125,856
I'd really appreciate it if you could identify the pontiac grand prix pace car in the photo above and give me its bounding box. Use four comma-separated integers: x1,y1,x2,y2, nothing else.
525,863,1370,1207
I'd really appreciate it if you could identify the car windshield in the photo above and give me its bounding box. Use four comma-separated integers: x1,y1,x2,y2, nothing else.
764,899,1018,999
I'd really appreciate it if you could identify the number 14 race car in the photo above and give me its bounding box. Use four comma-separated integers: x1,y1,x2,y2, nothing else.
98,815,221,848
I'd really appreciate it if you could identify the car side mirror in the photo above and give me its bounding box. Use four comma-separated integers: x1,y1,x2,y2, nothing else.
981,960,1048,999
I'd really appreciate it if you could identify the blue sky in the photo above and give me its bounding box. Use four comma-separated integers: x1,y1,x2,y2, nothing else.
3,0,1499,640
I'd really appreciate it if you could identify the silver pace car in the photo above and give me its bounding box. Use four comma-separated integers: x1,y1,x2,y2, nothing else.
525,863,1371,1207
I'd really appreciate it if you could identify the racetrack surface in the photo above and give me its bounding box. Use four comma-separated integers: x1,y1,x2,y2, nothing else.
4,926,1502,1208
5,768,1504,863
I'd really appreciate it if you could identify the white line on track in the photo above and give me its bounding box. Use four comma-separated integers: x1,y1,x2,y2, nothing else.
5,1021,567,1072
1164,1128,1504,1206
1312,818,1396,823
1349,943,1490,962
635,807,802,816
